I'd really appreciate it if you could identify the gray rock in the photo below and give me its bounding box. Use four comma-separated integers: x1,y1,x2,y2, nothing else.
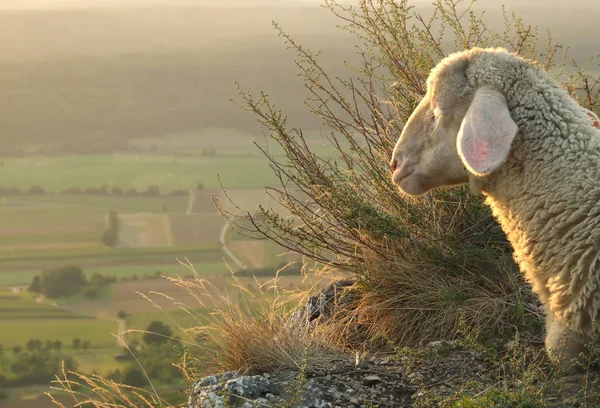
226,375,277,402
189,372,334,408
363,375,382,386
301,378,333,408
290,278,356,325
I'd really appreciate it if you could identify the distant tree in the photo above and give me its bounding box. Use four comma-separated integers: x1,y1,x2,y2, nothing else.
53,340,62,351
125,187,138,196
141,185,161,197
84,187,101,195
38,265,87,298
102,210,119,247
142,321,173,346
12,345,22,355
61,186,82,194
122,368,147,388
26,340,37,352
28,275,41,293
117,310,127,319
44,340,54,351
196,182,204,190
26,185,46,195
110,186,124,195
72,338,82,351
82,340,90,350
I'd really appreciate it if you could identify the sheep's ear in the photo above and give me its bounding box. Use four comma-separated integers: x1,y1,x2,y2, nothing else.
584,108,600,129
457,87,518,176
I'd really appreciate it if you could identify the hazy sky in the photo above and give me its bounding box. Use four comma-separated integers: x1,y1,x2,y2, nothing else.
0,0,341,9
0,0,582,11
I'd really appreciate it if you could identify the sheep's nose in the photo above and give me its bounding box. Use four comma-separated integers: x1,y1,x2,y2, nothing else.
390,158,397,172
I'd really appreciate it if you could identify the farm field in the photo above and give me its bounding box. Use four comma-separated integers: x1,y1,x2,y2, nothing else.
5,195,190,213
0,291,118,350
0,246,224,287
0,140,321,407
0,153,280,192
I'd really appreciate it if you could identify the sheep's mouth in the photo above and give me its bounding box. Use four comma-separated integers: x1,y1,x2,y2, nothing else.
392,167,415,186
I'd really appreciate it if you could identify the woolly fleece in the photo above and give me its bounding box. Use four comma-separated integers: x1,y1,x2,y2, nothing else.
395,47,600,366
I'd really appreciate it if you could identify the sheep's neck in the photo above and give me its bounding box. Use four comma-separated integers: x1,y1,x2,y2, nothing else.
477,141,600,331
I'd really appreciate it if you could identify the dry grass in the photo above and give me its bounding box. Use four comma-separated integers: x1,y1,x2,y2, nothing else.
162,261,348,376
48,363,178,408
48,261,347,407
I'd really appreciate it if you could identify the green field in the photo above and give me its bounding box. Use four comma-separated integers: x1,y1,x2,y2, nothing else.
0,154,279,192
6,195,190,213
0,231,100,246
128,308,212,343
0,244,222,264
81,261,231,280
0,203,106,229
0,319,118,349
0,292,88,320
0,249,225,287
0,146,290,404
0,291,117,349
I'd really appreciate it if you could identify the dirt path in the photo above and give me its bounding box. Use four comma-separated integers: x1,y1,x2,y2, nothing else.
116,318,128,348
219,222,246,269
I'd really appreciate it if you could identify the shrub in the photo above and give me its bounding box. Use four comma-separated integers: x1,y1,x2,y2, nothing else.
217,0,598,352
122,368,147,388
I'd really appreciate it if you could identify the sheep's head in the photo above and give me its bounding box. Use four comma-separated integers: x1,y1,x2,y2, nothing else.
390,49,519,196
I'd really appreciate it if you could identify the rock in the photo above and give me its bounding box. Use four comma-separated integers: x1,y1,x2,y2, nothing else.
290,278,356,325
226,375,277,404
363,375,382,386
189,372,333,408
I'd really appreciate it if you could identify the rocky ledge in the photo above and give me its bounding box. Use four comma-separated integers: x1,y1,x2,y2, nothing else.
188,340,504,408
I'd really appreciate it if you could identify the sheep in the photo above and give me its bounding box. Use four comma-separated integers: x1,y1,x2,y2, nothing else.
389,47,600,370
